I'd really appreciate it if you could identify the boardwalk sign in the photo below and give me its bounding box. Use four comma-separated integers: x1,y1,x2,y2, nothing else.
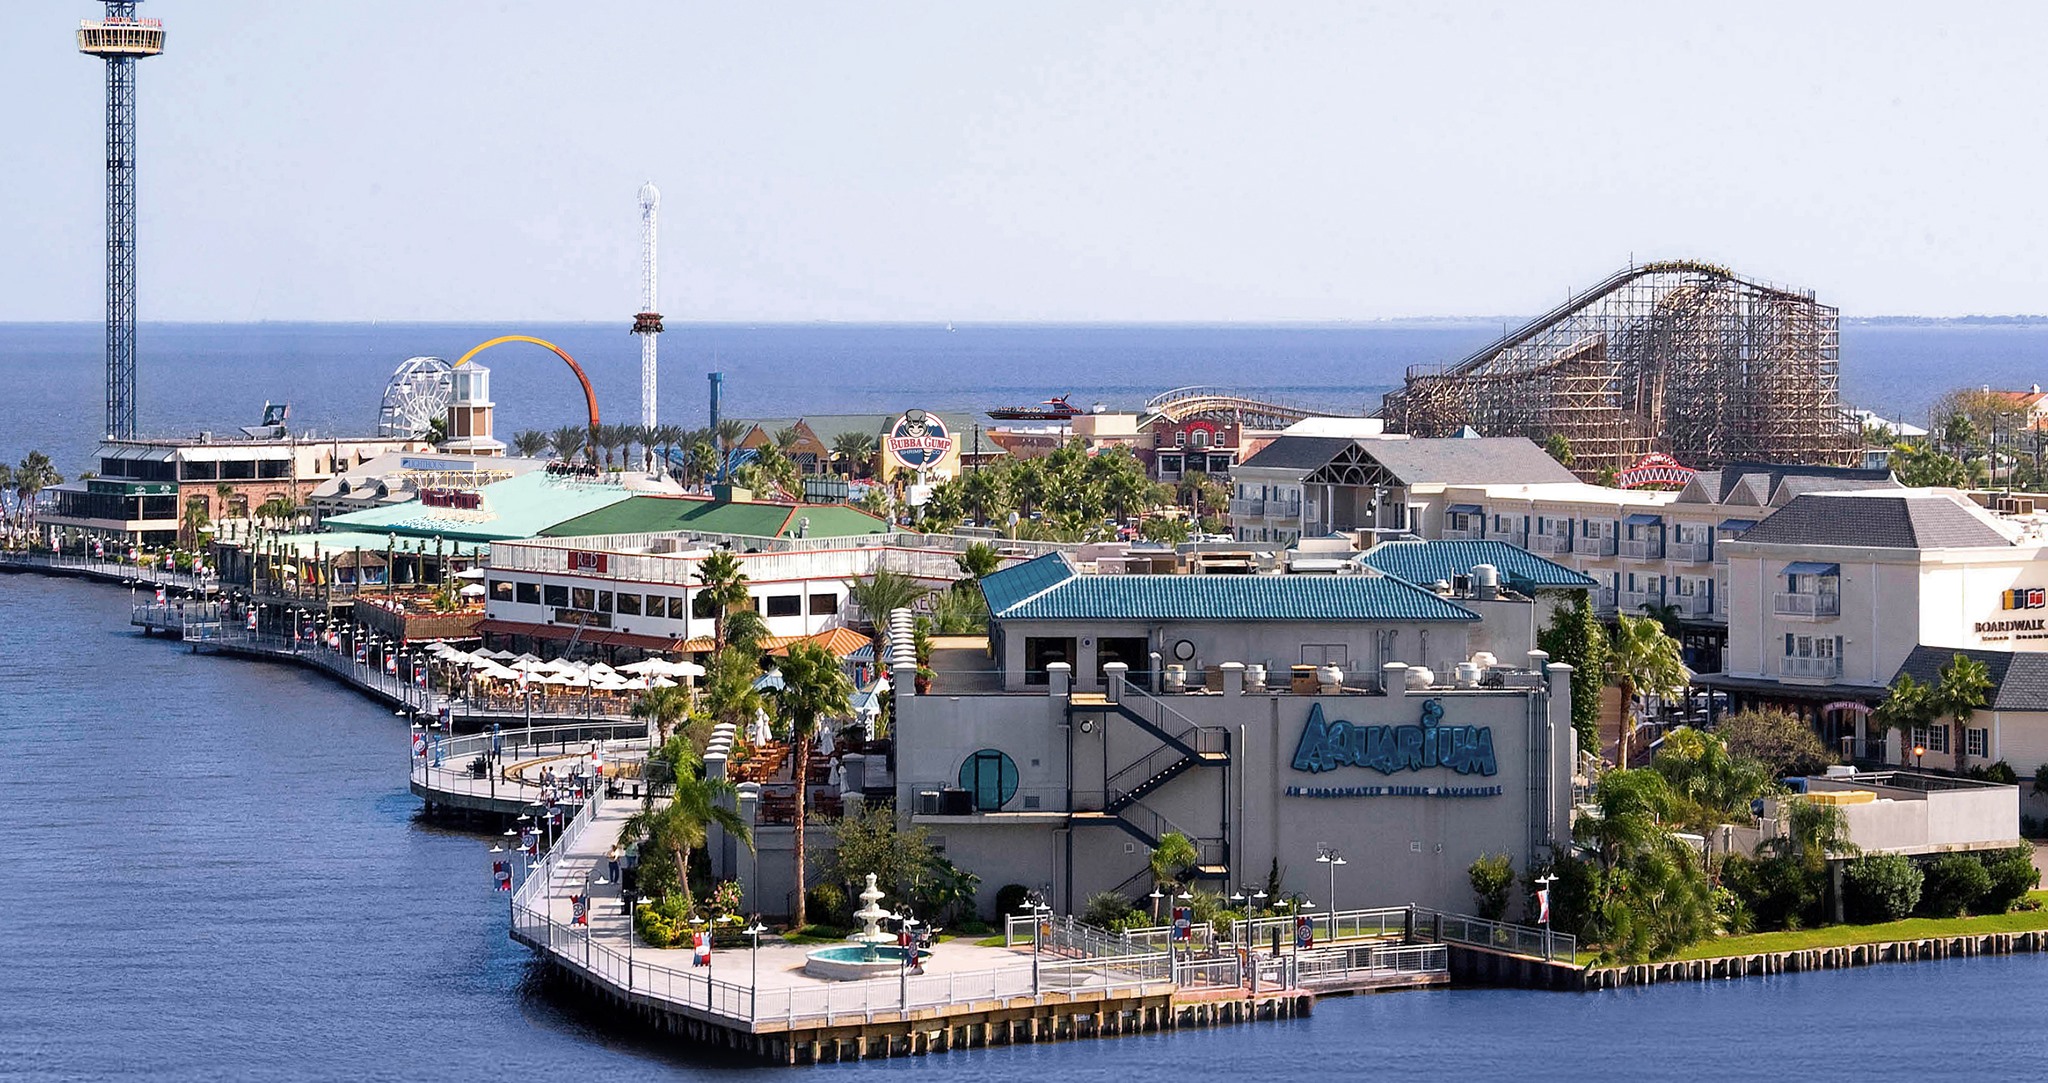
886,410,953,470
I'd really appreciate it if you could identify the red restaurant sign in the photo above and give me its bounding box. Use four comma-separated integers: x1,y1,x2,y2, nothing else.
567,550,609,573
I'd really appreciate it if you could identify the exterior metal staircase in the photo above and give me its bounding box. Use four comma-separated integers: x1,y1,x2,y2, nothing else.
1068,684,1231,882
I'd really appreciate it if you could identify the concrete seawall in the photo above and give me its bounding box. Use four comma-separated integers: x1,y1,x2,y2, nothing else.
1582,930,2048,989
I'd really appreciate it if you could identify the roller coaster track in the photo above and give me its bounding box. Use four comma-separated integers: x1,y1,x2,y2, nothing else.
1380,259,1856,475
1140,386,1345,429
1407,260,1817,383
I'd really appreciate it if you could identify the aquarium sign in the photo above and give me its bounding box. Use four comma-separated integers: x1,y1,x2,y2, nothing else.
1290,699,1497,778
886,410,954,469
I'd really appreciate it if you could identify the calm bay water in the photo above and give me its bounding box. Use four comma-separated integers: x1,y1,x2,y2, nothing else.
4,320,2047,475
7,573,2048,1081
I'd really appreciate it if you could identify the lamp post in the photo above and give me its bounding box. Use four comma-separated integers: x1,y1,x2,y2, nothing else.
1535,872,1558,962
897,910,920,1010
745,920,767,1019
1913,743,1926,770
1317,844,1346,933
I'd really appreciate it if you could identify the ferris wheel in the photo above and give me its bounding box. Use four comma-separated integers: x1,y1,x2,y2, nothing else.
377,356,455,438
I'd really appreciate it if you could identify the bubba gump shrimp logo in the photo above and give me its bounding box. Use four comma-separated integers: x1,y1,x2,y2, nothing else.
886,410,954,469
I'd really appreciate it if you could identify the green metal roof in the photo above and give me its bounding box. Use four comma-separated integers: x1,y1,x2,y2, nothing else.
1356,540,1596,593
540,495,890,539
322,471,633,542
980,553,1478,623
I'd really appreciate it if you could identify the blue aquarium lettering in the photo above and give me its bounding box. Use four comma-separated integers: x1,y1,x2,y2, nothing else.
1290,699,1497,777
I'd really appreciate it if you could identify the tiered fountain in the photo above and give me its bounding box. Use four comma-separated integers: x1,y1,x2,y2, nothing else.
803,873,916,979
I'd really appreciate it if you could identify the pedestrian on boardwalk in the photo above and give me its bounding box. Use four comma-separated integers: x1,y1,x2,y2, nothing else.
607,844,621,884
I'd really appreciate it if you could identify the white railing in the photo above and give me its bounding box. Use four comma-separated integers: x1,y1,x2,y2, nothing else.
1295,943,1448,986
1780,655,1843,679
1525,534,1570,555
1578,535,1618,556
1232,906,1408,947
1667,540,1713,563
1773,592,1841,618
1619,539,1664,560
1411,907,1576,961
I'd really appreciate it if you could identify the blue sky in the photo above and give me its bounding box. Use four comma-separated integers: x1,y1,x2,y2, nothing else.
5,1,2044,321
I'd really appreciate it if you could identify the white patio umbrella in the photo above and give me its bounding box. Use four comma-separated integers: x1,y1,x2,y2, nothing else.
665,660,706,679
454,567,487,580
510,658,553,674
489,649,519,660
478,662,521,681
586,662,619,679
465,653,499,669
591,676,631,691
616,659,666,676
458,583,486,598
652,676,678,688
546,658,587,674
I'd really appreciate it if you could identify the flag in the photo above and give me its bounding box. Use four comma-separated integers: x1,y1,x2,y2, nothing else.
411,732,426,757
572,893,588,925
154,587,166,605
1172,906,1192,942
415,666,428,688
385,655,397,676
246,610,257,631
493,860,511,891
356,643,367,664
1295,915,1313,950
1536,888,1551,925
693,930,711,967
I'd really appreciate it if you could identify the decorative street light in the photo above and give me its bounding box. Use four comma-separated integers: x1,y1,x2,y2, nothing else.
746,920,768,1010
1534,871,1559,961
1317,845,1347,917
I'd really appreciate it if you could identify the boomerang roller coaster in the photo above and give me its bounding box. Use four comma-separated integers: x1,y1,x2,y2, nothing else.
1380,261,1860,478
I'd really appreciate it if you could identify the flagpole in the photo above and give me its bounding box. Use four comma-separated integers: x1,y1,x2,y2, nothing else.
1535,872,1558,962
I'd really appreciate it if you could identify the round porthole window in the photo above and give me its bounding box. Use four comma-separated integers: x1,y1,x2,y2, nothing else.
1172,639,1196,662
958,749,1019,811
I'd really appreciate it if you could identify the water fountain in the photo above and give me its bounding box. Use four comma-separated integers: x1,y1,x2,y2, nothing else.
803,873,917,979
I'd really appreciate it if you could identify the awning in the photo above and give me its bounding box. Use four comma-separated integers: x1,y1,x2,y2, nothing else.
1446,504,1482,515
1718,518,1758,532
1781,561,1840,576
1623,513,1663,526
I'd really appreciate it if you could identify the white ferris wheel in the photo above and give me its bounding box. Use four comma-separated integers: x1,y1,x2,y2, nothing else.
377,356,455,438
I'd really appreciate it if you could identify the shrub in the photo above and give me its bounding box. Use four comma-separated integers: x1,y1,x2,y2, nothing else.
1082,890,1137,930
1965,761,2021,786
1843,853,1922,922
1468,853,1515,921
1978,846,2040,914
1721,854,1822,931
805,883,849,927
995,883,1033,917
1918,853,1992,917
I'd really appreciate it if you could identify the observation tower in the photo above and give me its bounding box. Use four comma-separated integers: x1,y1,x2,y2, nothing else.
632,182,663,431
78,1,165,441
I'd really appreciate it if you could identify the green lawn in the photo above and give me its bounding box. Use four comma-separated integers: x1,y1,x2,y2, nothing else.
1667,892,2048,961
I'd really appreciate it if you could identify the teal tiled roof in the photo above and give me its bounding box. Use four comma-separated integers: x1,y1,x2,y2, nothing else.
979,553,1477,622
1356,540,1596,593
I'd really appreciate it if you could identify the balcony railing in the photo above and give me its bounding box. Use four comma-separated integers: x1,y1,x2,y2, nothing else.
1773,592,1841,618
1780,655,1843,679
1525,534,1570,555
1667,540,1713,563
1594,587,1617,612
1229,498,1264,517
1672,593,1715,619
1578,535,1618,557
1620,590,1665,614
1620,539,1665,560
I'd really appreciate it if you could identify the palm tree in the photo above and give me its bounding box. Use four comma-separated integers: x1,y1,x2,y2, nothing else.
846,569,926,631
955,542,1003,581
1934,652,1993,772
1638,600,1685,640
770,640,854,929
549,425,587,463
685,438,719,487
1874,671,1935,764
256,495,298,531
714,419,750,477
511,430,550,458
1608,614,1689,768
695,550,750,649
772,426,803,453
1148,831,1198,919
1008,459,1048,519
623,747,750,902
651,424,687,477
631,685,695,742
14,452,63,530
959,468,1008,525
832,431,877,479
